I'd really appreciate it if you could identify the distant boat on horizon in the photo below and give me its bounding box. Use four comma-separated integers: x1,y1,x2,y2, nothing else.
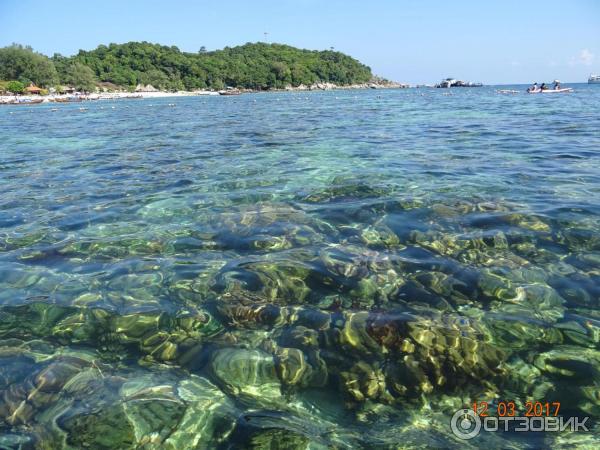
435,78,482,88
589,74,600,84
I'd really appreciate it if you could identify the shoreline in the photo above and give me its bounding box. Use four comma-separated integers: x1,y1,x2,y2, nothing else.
0,90,218,104
0,81,409,105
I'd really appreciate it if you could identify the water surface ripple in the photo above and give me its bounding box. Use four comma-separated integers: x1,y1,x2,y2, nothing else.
0,86,599,449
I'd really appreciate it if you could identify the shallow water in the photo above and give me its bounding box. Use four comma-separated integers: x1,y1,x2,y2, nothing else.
0,85,599,449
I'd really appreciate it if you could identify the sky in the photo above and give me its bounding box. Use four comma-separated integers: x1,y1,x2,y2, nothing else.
1,0,599,84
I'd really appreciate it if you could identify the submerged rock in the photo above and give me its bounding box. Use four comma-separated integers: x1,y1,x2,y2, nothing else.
0,343,238,449
210,348,282,401
227,410,313,450
214,258,313,306
0,303,222,363
302,176,395,204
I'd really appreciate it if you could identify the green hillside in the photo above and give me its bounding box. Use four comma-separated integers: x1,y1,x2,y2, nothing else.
0,41,373,91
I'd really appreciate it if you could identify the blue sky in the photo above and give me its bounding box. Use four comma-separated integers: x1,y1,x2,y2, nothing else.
1,0,598,84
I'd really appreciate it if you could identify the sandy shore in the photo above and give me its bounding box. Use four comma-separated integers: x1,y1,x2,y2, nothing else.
0,90,219,104
103,90,219,99
0,82,409,105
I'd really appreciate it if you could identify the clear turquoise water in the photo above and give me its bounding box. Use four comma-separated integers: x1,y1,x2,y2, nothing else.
0,86,599,448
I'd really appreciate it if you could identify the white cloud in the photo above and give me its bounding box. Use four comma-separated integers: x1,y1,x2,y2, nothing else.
580,49,594,65
569,49,595,66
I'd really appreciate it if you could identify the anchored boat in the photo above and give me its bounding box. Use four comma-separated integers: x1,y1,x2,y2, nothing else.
589,74,600,84
9,98,44,105
219,87,242,95
435,78,482,88
528,88,573,94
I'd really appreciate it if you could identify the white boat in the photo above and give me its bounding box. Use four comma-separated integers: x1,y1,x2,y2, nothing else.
589,74,600,84
435,78,482,88
437,78,457,88
528,88,573,94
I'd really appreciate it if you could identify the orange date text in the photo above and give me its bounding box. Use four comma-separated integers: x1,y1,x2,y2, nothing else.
472,401,561,417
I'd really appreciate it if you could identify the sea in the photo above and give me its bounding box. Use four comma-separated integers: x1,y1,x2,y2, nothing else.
0,84,599,449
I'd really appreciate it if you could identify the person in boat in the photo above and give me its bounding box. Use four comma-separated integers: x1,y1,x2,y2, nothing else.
540,83,548,91
528,82,538,92
553,80,561,90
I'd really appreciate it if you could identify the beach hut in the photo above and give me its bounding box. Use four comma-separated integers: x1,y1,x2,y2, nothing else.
58,86,76,94
26,84,43,95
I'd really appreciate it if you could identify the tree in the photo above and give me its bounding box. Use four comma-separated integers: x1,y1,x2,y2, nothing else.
6,80,25,94
198,46,206,53
51,53,70,81
65,62,97,92
138,68,169,89
0,44,58,86
1,41,373,92
270,61,291,87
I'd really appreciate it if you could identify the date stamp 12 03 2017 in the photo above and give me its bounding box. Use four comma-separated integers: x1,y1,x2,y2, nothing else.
450,401,591,440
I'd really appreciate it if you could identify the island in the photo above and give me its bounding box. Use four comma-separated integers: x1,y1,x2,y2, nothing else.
0,42,407,102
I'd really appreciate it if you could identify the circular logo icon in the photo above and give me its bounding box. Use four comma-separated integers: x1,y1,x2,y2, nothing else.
450,408,481,440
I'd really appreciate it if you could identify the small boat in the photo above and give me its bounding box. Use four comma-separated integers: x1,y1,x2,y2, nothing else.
13,98,44,105
219,90,241,96
527,88,573,94
54,96,82,103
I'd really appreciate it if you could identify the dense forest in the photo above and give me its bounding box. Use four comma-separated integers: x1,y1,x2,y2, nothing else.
0,42,373,92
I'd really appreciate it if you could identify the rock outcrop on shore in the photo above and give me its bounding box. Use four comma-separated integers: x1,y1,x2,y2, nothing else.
135,83,159,92
284,80,409,91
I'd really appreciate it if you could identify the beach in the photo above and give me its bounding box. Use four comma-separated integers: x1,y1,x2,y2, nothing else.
0,90,218,104
0,80,409,104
